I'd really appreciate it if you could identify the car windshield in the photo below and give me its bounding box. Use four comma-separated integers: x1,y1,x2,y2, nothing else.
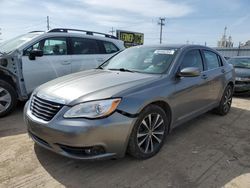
228,58,250,69
0,32,42,54
103,46,178,74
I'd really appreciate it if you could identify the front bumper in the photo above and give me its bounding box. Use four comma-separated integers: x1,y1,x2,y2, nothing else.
234,81,250,93
24,102,136,160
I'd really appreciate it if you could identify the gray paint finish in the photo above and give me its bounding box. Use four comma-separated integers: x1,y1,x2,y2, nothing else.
24,44,235,159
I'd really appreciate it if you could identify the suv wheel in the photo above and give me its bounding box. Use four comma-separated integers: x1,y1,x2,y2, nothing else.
128,105,169,159
0,80,17,117
214,85,233,116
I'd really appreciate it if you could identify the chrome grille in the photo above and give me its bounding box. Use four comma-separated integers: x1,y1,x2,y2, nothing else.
30,95,63,121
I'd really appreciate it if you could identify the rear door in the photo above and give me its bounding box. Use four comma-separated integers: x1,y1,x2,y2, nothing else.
70,37,100,72
201,50,225,102
172,49,211,124
70,38,120,73
22,37,71,94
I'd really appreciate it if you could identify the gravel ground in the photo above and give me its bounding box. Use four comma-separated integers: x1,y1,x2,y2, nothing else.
0,97,250,188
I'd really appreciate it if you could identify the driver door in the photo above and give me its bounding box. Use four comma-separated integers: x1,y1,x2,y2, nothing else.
172,49,211,125
22,37,71,94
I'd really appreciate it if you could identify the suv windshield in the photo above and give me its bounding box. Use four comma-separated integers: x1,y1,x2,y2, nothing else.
103,47,178,74
228,58,250,69
0,32,42,54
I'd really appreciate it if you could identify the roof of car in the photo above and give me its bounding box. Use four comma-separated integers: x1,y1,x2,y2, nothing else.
135,44,211,49
28,28,119,41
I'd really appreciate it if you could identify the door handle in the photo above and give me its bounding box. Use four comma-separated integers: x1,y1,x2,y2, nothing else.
201,74,208,79
61,61,70,65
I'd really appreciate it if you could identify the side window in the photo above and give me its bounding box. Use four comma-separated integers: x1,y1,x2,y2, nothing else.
204,50,220,70
103,41,119,54
71,38,100,54
217,55,224,66
23,42,40,55
43,38,67,55
180,50,203,71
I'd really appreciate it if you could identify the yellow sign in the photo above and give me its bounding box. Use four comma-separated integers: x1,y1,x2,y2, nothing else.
117,30,144,48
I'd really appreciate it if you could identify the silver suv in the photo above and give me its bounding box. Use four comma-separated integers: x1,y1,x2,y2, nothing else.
0,28,125,116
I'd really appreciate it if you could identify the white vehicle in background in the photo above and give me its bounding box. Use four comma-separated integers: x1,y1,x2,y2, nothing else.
0,28,125,117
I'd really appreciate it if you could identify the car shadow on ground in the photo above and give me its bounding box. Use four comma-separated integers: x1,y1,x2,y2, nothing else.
34,106,250,188
0,101,27,137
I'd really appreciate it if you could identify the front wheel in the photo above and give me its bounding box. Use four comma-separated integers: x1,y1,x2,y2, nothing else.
127,105,169,159
0,80,17,117
214,85,233,116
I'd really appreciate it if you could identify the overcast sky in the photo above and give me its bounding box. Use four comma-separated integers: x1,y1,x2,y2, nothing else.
0,0,249,47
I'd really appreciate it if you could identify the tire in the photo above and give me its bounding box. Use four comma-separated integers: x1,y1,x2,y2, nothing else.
0,80,17,117
214,85,233,116
127,105,169,159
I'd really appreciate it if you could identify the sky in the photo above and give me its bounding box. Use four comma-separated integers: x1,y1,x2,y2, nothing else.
0,0,250,47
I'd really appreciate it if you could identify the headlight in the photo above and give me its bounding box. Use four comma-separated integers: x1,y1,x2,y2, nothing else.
235,77,250,81
64,98,121,118
235,77,242,81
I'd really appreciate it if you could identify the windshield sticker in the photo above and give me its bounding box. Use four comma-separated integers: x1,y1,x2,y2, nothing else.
154,50,175,55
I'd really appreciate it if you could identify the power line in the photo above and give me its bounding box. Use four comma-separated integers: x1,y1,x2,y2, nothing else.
158,17,166,44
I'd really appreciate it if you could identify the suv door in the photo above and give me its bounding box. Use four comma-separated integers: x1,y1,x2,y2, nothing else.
70,38,119,73
202,50,225,102
22,37,71,94
172,49,211,124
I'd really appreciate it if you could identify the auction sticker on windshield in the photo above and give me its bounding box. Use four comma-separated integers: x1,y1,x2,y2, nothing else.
154,50,176,55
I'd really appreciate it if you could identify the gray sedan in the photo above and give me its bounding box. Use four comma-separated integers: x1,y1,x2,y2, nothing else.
24,45,235,160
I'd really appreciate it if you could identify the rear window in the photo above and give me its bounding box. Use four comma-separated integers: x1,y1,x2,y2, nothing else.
71,38,100,54
204,50,221,70
102,41,119,54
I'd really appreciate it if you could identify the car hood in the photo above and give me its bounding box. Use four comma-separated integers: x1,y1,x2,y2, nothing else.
235,67,250,77
36,69,159,105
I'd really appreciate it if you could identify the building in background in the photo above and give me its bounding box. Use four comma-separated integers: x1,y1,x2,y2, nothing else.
217,27,233,48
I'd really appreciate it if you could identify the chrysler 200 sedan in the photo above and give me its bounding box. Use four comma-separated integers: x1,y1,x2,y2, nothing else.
24,45,235,160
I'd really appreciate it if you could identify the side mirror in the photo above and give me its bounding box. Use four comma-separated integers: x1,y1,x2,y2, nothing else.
177,67,201,77
29,49,43,60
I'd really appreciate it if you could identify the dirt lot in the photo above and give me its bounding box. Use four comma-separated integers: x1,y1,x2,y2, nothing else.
0,97,250,188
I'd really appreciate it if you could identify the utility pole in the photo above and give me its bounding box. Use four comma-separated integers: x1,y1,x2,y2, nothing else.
47,16,50,31
109,27,115,36
158,17,165,44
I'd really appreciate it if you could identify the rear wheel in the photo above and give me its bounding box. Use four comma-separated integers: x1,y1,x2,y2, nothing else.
128,105,169,159
214,85,233,116
0,80,17,117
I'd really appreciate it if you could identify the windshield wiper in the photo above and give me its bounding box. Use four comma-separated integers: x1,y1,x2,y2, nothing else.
234,65,248,69
96,66,103,70
108,68,135,73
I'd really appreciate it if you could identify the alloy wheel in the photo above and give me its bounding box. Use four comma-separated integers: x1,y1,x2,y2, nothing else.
137,113,165,154
223,87,232,113
0,87,12,113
